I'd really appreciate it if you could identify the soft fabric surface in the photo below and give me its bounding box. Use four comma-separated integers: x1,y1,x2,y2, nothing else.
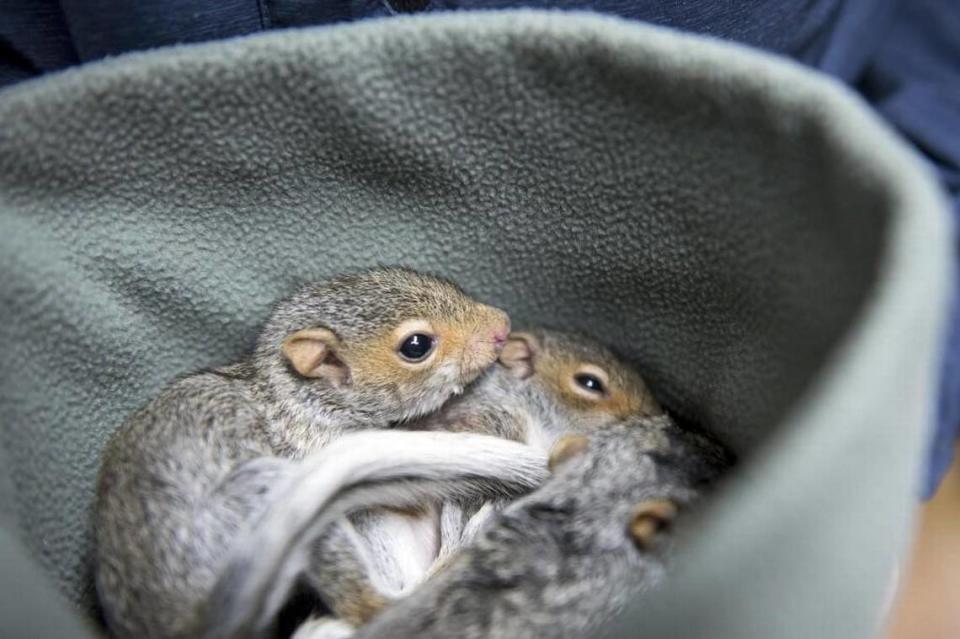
0,10,951,638
6,1,960,501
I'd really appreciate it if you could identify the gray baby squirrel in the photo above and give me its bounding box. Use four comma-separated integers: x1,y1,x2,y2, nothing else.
219,328,669,638
417,328,664,447
418,328,667,568
350,417,730,639
325,328,667,616
94,268,549,639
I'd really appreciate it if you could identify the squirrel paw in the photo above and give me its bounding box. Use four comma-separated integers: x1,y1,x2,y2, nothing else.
628,499,677,549
547,435,589,472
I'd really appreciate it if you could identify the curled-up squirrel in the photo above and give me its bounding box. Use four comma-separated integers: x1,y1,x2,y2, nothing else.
94,268,549,639
350,418,731,639
222,328,669,637
418,328,666,562
330,329,666,609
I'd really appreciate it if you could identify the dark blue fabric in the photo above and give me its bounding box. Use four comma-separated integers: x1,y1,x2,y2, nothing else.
0,1,858,92
0,0,77,86
1,0,958,495
57,0,263,61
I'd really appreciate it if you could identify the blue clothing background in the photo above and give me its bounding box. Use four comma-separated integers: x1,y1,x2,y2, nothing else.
2,0,958,496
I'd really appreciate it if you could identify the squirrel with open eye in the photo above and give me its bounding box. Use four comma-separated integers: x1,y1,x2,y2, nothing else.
416,328,667,560
349,417,731,639
94,268,549,639
319,328,667,613
220,328,672,639
418,328,664,448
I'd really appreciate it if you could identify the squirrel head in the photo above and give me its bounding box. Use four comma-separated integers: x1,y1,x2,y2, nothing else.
546,420,730,553
257,267,510,425
498,329,662,430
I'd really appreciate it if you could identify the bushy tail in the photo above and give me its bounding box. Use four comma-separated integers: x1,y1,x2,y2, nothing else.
202,430,548,639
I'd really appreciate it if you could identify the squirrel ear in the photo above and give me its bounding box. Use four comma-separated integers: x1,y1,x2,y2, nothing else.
628,499,677,550
499,332,537,379
547,434,589,472
282,328,350,386
640,391,664,417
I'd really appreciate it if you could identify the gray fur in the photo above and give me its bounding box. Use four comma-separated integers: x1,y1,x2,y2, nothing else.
287,327,669,636
415,328,662,448
94,268,525,639
353,418,730,639
202,430,549,639
253,268,494,457
410,328,664,558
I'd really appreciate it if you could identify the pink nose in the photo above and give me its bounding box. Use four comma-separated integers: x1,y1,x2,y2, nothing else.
493,330,508,349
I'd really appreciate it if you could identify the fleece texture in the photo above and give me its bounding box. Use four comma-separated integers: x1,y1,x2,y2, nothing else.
0,10,951,638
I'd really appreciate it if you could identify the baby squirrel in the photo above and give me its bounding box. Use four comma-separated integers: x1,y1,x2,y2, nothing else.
229,328,668,638
94,268,548,639
420,328,666,564
351,418,730,639
419,328,664,448
318,327,667,621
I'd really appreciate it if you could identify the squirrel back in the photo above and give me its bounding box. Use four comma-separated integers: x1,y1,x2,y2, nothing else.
354,418,731,639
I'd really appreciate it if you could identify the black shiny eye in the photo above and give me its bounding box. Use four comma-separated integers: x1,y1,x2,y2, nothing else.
398,333,435,362
574,373,605,394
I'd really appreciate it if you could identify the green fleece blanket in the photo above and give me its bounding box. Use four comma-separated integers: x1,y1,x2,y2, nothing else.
0,10,951,639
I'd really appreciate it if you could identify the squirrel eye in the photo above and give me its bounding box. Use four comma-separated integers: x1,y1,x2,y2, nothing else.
574,373,605,394
398,333,435,362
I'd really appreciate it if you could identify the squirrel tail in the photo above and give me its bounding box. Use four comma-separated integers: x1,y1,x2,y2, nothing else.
202,430,548,639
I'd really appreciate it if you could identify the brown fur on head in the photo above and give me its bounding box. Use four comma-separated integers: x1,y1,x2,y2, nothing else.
258,268,510,427
500,329,662,427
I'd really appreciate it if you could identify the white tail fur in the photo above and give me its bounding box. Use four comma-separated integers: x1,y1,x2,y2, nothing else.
203,430,548,639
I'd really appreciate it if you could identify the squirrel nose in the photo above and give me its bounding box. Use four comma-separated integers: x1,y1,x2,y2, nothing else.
489,311,510,350
461,308,510,377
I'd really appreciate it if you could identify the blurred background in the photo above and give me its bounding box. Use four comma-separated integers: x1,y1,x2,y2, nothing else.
887,446,960,639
